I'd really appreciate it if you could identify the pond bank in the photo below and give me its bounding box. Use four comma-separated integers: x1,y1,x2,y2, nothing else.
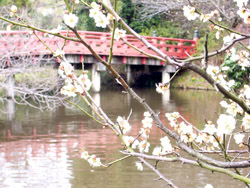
171,70,215,90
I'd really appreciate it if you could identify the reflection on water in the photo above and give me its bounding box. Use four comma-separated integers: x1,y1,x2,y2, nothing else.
0,89,243,188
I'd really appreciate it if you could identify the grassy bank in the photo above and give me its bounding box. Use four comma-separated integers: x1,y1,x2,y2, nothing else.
171,70,214,90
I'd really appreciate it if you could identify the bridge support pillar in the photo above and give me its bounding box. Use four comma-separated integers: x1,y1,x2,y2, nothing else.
5,74,15,99
91,63,101,92
162,68,170,84
6,99,15,122
92,93,101,116
126,65,134,85
162,89,170,107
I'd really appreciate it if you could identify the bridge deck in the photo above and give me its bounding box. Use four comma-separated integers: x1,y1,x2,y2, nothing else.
0,30,197,61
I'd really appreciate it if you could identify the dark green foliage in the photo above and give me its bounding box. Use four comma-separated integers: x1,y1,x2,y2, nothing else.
222,55,250,88
120,0,159,33
0,0,32,7
140,19,188,38
196,30,222,54
120,0,134,25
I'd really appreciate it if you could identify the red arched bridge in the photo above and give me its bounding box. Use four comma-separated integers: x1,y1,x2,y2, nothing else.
0,30,198,92
0,30,197,61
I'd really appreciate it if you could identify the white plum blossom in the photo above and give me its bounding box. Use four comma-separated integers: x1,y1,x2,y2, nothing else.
152,146,162,156
144,111,151,117
237,7,248,18
242,113,250,130
165,112,180,121
123,136,139,149
139,128,151,139
87,155,102,167
220,100,228,108
165,113,197,143
215,31,220,39
228,80,236,88
81,150,102,167
114,28,126,41
243,12,250,24
196,132,213,146
10,5,17,13
89,3,110,28
6,25,12,31
216,74,232,91
209,137,219,149
233,0,249,7
90,2,101,10
58,61,74,78
224,101,243,117
195,133,205,145
160,136,171,147
74,83,84,94
169,121,178,129
54,49,65,57
81,150,89,160
203,123,217,135
59,68,90,96
139,140,150,153
220,99,243,117
178,122,194,135
212,25,224,40
117,116,131,134
95,13,110,28
217,114,236,135
89,8,102,18
180,131,197,143
210,10,219,17
243,85,250,99
139,112,153,139
234,133,245,144
205,184,213,188
223,33,241,45
183,5,199,21
142,116,153,129
64,13,79,28
221,66,230,71
60,82,77,97
223,35,233,45
135,162,143,171
156,83,169,94
206,65,220,79
200,13,212,22
160,136,173,152
107,13,115,21
79,74,92,91
237,50,250,70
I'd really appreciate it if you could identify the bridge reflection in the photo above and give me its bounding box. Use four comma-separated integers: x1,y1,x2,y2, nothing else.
0,89,222,162
1,119,166,162
0,91,172,162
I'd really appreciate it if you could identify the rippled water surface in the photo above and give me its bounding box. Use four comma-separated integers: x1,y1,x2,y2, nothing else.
0,89,245,188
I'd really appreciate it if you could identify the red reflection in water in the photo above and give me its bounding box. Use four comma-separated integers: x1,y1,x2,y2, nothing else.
1,122,123,162
0,113,173,163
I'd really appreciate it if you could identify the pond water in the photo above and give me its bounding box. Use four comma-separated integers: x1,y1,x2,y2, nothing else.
0,89,245,188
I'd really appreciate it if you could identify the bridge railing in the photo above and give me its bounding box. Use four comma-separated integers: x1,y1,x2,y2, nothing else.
0,30,197,60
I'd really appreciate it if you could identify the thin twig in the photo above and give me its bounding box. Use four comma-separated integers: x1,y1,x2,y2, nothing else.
139,157,178,188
